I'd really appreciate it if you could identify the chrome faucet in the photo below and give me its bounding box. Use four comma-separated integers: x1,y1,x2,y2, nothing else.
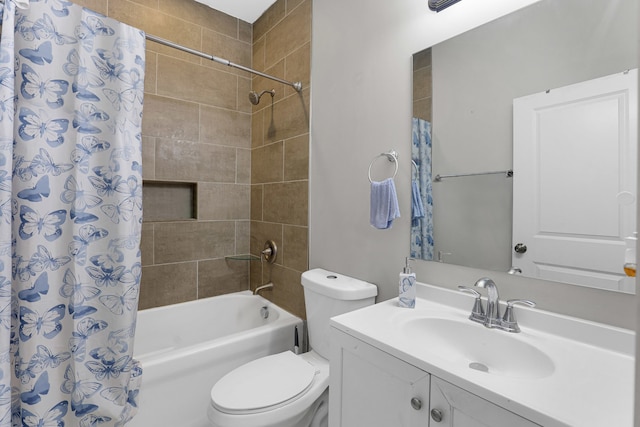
459,277,536,333
474,277,501,328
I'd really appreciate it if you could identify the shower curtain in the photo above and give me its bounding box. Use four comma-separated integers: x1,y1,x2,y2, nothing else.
410,118,434,260
0,1,145,426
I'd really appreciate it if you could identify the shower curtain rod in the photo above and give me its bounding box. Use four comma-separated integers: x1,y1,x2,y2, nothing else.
0,0,303,91
146,34,303,92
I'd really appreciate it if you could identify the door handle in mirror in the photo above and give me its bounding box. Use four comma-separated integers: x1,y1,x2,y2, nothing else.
514,243,527,254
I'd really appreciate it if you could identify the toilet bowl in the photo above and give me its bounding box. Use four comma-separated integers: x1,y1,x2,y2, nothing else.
208,350,329,427
207,269,377,427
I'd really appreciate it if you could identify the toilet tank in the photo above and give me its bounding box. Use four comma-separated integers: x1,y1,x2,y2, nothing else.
301,268,377,359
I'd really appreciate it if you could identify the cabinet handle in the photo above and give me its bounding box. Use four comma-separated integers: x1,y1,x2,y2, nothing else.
410,397,422,410
430,408,443,422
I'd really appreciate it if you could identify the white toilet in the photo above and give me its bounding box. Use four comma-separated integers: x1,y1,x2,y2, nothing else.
207,268,377,427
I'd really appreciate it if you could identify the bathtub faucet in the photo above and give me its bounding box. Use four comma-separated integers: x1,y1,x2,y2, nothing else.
254,282,274,295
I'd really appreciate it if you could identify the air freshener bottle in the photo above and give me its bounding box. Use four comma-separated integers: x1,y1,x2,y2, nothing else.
399,257,416,308
624,232,637,277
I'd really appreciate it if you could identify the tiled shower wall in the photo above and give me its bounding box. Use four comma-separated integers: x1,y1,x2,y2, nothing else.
250,0,311,318
72,0,310,317
413,48,432,121
73,0,252,306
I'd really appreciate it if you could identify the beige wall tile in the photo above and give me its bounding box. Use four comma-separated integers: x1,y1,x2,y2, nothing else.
157,56,238,109
198,259,249,298
200,106,251,148
108,1,202,64
139,262,197,309
159,0,237,37
253,0,286,43
264,88,310,143
238,77,253,114
155,139,237,182
413,66,432,103
264,0,311,69
154,221,236,263
142,136,155,180
252,142,284,184
252,65,286,109
74,0,108,16
283,225,308,272
239,21,252,44
130,0,159,9
141,223,154,266
202,29,252,77
146,41,200,65
413,99,432,122
269,265,305,318
284,134,309,181
250,258,263,290
252,38,266,75
263,181,308,226
142,95,199,140
237,149,251,184
251,185,263,221
198,183,250,220
284,42,310,97
413,48,432,71
236,221,251,254
144,51,157,95
251,109,265,148
250,221,283,260
287,0,305,14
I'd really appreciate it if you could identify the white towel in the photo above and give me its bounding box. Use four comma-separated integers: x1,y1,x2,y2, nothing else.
370,178,400,229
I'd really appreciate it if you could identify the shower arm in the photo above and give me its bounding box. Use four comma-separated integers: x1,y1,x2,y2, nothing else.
146,34,303,92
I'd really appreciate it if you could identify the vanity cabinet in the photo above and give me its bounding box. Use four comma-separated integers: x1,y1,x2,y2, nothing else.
329,327,430,426
330,328,540,427
430,377,540,427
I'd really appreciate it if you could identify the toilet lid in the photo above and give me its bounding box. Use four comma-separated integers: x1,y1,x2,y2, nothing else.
211,351,317,414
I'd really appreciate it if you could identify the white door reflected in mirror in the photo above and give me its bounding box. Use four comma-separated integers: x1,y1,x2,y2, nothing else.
512,69,637,293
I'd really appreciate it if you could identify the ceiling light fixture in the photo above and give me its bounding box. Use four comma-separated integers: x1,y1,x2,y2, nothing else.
428,0,463,12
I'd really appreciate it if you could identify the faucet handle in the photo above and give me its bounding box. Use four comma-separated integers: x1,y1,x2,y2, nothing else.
458,286,485,323
458,285,480,298
501,299,535,333
506,299,535,309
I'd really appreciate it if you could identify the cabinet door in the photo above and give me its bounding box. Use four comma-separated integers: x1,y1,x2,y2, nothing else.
330,328,430,427
430,377,540,427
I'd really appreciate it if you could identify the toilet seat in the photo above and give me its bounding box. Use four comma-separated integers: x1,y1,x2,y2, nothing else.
211,351,318,415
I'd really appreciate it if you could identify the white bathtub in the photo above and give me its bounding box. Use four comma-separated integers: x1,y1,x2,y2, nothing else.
129,291,303,427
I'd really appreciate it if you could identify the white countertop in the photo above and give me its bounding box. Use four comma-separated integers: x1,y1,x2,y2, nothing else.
330,282,635,427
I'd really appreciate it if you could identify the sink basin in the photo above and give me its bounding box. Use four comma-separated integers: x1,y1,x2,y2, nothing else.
404,317,555,379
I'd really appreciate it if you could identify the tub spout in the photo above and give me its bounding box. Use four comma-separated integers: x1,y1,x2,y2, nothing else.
254,282,274,295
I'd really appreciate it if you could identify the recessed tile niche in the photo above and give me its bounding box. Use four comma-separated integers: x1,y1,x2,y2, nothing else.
142,181,197,222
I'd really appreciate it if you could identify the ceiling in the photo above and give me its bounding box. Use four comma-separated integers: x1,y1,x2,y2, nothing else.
194,0,278,23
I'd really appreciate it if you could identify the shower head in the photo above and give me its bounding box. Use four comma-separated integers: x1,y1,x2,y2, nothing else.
249,89,275,105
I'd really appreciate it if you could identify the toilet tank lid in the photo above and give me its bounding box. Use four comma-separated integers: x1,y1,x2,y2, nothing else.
301,269,377,300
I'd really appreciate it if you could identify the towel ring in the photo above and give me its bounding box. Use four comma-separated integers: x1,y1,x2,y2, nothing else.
368,150,399,183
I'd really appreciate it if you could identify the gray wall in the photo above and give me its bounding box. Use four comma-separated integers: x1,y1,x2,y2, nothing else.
431,0,638,272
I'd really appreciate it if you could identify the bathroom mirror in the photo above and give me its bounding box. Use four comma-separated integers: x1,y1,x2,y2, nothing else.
411,0,638,293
